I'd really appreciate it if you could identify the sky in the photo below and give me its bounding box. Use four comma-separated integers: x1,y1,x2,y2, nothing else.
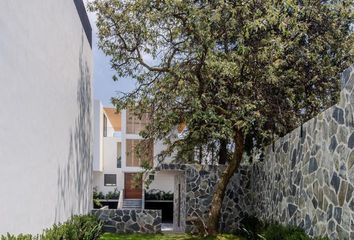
87,9,135,107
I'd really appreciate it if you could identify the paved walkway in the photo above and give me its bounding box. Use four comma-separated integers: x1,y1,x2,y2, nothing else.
161,223,173,232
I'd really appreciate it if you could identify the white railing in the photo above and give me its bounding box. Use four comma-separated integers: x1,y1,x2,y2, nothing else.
117,189,124,209
142,189,145,209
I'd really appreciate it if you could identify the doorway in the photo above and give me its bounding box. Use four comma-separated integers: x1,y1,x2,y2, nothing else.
124,173,142,199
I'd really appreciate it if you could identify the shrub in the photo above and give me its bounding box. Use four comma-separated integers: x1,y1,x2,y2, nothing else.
43,215,102,240
237,215,264,240
93,187,120,200
0,215,102,240
236,216,330,240
93,187,105,200
144,189,173,200
105,189,120,200
0,234,37,240
262,224,309,240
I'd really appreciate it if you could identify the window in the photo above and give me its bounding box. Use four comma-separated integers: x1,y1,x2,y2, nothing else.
117,156,122,168
117,142,121,168
104,174,116,186
126,139,153,167
103,114,107,137
126,109,150,134
149,174,154,181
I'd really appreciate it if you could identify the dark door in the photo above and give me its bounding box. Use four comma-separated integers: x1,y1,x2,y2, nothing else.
124,173,142,199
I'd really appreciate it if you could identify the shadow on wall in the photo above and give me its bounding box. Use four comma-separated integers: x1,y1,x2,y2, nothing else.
55,30,92,223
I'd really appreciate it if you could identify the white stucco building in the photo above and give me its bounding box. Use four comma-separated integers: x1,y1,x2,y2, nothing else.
93,101,175,208
0,0,93,235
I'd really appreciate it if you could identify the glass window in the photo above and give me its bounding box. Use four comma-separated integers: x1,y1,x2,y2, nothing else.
117,156,122,168
103,114,107,137
126,139,153,167
126,110,150,134
117,142,121,168
104,174,116,186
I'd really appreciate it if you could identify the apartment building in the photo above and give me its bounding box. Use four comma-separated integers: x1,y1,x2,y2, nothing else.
93,100,175,208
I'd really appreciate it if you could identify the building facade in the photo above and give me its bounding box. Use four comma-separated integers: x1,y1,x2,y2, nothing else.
93,101,174,208
0,0,93,235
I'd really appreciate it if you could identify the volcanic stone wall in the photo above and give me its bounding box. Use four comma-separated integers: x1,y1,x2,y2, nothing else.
155,163,252,233
92,209,161,233
249,64,354,239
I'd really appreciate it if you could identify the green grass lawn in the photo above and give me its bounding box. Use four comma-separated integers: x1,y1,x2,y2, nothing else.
99,233,245,240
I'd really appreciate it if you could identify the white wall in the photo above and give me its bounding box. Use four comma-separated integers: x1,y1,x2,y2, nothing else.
93,137,124,194
0,0,93,235
148,172,175,193
106,113,115,137
93,100,104,171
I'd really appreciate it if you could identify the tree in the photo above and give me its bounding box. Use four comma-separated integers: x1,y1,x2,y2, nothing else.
89,0,353,235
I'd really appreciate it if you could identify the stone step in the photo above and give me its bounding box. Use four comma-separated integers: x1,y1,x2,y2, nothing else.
123,199,142,209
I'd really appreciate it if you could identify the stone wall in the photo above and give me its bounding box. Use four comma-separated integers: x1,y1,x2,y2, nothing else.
249,64,354,239
92,209,161,233
155,163,251,233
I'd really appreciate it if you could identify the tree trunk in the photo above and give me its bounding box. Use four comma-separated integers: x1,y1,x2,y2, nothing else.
207,130,244,235
218,139,228,164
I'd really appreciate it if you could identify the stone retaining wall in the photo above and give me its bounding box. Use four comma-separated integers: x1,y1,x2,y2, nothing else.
92,209,161,233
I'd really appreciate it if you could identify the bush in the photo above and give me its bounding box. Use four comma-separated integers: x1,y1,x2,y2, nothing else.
0,215,102,240
93,187,120,200
237,215,264,240
262,223,330,240
145,189,173,200
237,216,330,240
0,234,36,240
93,187,105,200
105,189,120,200
262,224,309,240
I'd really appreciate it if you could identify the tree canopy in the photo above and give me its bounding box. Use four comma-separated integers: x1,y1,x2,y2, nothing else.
89,0,353,234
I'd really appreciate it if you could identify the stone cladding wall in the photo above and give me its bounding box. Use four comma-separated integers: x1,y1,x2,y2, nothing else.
92,209,161,233
250,64,354,239
155,163,251,233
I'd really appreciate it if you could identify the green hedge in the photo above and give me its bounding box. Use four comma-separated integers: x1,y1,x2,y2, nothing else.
144,189,173,200
1,215,102,240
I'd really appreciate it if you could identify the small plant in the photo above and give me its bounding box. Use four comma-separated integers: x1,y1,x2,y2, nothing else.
43,215,102,240
144,189,173,200
0,234,37,240
105,188,120,200
235,216,330,240
262,224,309,240
93,187,120,201
93,187,105,200
237,215,265,240
0,215,102,240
